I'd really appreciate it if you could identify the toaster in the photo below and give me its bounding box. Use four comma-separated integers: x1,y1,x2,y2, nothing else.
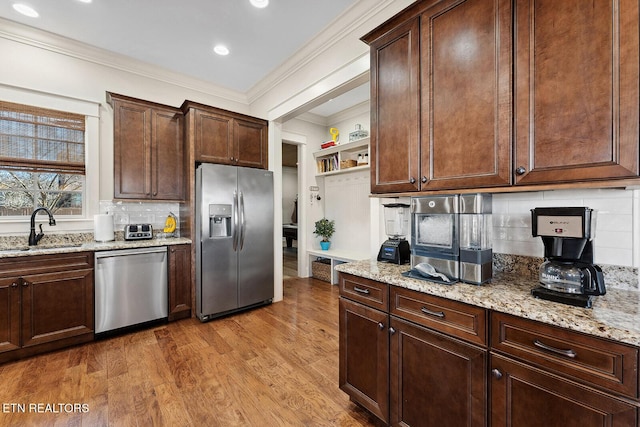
124,224,153,240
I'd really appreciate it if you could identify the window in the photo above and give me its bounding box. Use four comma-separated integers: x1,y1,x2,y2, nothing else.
0,101,85,217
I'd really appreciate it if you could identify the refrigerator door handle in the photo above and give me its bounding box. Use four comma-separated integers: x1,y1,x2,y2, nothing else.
233,190,239,251
239,191,246,250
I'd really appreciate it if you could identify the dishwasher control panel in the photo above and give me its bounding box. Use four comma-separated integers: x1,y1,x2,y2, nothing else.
124,224,153,240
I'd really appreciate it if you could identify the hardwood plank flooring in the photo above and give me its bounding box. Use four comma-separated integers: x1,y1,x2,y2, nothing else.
0,278,378,427
283,245,298,278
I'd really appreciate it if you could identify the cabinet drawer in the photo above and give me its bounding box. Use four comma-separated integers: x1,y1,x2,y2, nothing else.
491,312,639,399
0,252,93,278
339,273,388,311
390,286,487,347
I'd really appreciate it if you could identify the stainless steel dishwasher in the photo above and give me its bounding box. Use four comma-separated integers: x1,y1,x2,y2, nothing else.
95,246,168,334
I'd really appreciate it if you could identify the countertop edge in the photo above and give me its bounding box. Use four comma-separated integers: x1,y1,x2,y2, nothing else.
0,238,192,258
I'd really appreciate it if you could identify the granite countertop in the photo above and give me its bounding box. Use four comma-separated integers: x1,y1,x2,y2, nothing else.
335,260,640,347
0,237,192,258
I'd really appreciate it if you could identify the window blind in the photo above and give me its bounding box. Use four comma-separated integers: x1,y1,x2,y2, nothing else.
0,100,86,174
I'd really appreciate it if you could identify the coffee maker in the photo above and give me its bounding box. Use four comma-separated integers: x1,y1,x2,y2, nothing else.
531,207,606,308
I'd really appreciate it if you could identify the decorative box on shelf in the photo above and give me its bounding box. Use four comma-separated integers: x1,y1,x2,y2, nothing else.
349,124,368,142
340,159,358,169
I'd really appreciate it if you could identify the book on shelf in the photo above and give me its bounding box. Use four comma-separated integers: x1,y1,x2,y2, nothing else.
316,153,339,173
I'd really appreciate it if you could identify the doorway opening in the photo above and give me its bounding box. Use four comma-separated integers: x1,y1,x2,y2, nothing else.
282,141,299,278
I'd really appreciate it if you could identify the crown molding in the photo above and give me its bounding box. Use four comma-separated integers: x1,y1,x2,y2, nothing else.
0,17,248,105
295,100,370,126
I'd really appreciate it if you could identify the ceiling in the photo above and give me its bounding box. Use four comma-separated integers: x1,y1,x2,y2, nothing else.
0,0,361,101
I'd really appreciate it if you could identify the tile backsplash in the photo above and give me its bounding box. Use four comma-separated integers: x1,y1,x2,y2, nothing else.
492,188,638,267
99,200,180,235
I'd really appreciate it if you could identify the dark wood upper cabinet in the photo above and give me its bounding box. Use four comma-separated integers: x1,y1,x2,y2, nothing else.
109,93,185,201
513,0,639,185
364,0,640,194
183,101,268,170
367,17,421,193
422,0,512,190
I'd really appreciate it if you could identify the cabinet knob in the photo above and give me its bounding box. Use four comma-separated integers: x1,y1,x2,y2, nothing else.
515,166,526,175
389,327,396,335
22,280,30,287
492,368,503,380
421,176,427,183
409,177,416,184
378,322,385,330
11,282,19,288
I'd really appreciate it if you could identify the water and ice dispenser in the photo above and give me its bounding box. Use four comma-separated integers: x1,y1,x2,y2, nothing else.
209,204,232,238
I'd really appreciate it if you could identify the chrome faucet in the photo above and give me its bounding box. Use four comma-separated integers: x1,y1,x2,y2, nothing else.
28,207,56,246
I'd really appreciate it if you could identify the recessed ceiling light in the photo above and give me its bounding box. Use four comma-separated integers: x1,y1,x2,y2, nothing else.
213,45,230,56
77,0,93,3
13,3,39,18
250,0,269,8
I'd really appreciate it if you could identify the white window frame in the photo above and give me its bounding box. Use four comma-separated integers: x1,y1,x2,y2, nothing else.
0,84,100,235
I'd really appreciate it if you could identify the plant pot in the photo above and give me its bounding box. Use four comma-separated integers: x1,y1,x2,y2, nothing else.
320,241,331,250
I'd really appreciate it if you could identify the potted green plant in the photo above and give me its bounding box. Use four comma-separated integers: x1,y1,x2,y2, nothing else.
314,218,335,250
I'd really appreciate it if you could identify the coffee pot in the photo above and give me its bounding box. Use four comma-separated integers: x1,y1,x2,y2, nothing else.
531,207,606,308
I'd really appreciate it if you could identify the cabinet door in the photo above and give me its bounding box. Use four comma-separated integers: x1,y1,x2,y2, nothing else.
421,0,512,190
514,0,639,184
369,17,421,193
168,244,192,321
152,108,185,200
0,278,20,353
113,99,152,199
21,268,94,348
391,316,487,427
233,118,268,169
491,354,637,427
339,297,389,424
194,109,233,164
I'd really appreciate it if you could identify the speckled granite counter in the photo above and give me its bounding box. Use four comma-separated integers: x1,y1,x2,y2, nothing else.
0,237,192,258
335,260,640,347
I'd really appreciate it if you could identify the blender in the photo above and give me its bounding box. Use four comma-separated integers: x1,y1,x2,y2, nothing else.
377,203,411,264
531,207,606,308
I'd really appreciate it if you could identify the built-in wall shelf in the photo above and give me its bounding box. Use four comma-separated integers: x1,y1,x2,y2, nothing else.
313,137,370,177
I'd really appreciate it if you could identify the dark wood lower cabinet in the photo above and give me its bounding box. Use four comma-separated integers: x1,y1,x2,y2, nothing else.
339,272,640,426
339,297,390,424
168,244,192,321
490,353,638,427
390,317,487,427
0,252,94,364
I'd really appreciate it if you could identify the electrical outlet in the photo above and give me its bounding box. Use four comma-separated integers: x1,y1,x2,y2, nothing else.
309,186,319,191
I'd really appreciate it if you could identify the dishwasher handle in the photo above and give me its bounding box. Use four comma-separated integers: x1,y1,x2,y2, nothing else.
95,246,168,259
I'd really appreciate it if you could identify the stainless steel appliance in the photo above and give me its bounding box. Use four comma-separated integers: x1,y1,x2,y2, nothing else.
196,163,274,321
377,203,410,264
124,224,153,240
94,247,168,334
531,207,606,308
459,194,493,285
410,195,459,282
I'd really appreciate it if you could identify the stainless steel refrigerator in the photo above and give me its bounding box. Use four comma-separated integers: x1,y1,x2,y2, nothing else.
196,163,274,321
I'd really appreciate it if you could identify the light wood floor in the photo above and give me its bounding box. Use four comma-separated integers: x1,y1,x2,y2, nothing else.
283,245,298,278
0,277,377,427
